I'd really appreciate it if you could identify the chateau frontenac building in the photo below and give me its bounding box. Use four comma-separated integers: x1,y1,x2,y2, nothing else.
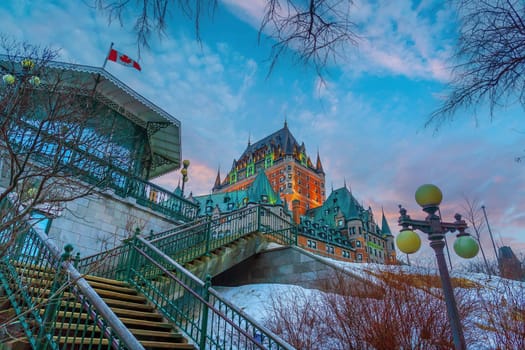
209,122,396,264
212,121,326,222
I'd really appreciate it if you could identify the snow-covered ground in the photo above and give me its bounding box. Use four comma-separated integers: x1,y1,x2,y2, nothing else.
215,259,525,349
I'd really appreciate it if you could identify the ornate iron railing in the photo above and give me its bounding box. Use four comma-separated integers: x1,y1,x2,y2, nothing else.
126,236,294,350
148,205,296,265
0,217,144,350
1,117,198,222
79,204,296,349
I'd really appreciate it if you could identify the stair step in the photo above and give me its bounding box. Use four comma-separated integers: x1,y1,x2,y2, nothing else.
32,298,162,321
101,297,154,311
86,280,138,295
94,288,148,302
140,340,195,349
13,261,55,274
84,274,130,287
107,306,164,320
54,336,109,346
119,317,173,330
129,328,186,340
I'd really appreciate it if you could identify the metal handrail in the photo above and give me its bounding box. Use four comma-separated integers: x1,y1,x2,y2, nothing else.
131,236,294,350
0,213,145,350
38,229,145,350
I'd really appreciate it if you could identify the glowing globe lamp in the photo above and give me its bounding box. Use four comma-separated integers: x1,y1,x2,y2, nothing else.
181,168,188,176
29,76,40,86
21,59,35,70
396,229,421,254
183,159,190,167
453,235,479,259
415,184,443,207
3,74,15,85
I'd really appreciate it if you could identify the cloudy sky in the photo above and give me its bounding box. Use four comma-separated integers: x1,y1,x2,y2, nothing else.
2,0,524,261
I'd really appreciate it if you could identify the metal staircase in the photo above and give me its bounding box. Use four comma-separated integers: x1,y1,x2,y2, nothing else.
1,205,296,349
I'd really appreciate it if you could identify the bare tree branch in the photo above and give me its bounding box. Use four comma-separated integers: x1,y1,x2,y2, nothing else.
429,0,525,129
93,0,358,76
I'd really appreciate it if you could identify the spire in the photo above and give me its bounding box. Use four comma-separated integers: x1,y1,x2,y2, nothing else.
248,131,251,146
381,207,393,236
343,177,347,189
213,166,221,190
284,117,288,129
315,149,324,173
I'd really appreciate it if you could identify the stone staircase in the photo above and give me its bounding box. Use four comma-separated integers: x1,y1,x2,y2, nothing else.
182,232,268,280
7,263,195,349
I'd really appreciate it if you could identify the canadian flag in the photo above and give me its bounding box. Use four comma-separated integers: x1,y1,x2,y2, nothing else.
107,48,141,71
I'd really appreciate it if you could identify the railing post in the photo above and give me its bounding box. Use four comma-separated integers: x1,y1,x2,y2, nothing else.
199,274,211,350
204,217,211,257
257,206,262,232
37,244,73,350
74,252,80,268
126,228,140,282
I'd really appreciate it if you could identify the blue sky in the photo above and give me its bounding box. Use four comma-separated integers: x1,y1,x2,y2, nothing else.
2,0,524,261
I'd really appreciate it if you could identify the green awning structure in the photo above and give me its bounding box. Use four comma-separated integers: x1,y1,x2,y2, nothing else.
0,56,182,179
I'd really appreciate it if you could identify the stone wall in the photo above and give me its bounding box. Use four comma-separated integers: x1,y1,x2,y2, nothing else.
47,190,178,257
212,245,376,294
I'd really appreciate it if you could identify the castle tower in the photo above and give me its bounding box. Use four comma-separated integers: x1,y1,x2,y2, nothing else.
213,122,325,221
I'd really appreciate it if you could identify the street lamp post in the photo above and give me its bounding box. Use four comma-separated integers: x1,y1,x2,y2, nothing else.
180,159,190,196
396,184,479,350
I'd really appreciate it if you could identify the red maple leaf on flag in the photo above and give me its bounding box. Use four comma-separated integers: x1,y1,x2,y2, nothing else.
119,55,132,64
107,48,142,71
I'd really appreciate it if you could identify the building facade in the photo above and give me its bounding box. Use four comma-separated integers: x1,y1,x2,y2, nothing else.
299,186,396,264
212,123,396,264
212,122,325,221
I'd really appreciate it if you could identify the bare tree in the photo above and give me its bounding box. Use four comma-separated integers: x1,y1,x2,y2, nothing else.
460,196,497,276
0,36,132,258
93,0,359,75
429,0,525,127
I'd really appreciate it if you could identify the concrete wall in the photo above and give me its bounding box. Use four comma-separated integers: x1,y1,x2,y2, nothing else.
47,190,178,257
212,245,376,294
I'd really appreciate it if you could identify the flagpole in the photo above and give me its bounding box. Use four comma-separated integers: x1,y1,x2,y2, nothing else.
102,42,114,70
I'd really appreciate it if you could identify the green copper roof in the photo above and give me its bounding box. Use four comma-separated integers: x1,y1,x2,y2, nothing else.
247,171,282,205
381,210,393,236
194,171,281,215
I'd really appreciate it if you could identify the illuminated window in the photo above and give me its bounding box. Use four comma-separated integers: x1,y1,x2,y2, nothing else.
326,245,334,254
265,153,274,168
229,172,237,184
246,163,255,177
307,240,317,249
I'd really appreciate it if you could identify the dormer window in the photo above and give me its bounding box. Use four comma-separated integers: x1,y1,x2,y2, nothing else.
206,206,213,213
261,194,268,203
227,202,234,210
